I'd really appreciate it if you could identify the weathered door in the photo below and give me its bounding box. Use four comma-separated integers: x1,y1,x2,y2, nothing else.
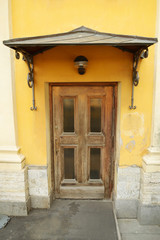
52,85,115,199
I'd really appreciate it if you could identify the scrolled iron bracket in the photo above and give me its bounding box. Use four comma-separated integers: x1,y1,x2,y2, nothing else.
129,48,148,110
15,51,37,110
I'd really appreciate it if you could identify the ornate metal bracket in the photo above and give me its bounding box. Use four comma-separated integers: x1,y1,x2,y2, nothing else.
15,51,37,110
129,48,148,109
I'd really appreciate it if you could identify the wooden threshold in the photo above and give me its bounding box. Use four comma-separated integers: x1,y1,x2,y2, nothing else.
59,186,104,199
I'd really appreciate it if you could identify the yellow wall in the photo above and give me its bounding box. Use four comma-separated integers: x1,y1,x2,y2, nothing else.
12,0,156,38
11,0,157,166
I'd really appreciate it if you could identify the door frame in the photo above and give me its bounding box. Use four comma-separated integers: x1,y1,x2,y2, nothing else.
49,82,118,198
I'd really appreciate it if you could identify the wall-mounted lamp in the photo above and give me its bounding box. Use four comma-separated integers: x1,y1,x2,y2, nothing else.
74,56,88,75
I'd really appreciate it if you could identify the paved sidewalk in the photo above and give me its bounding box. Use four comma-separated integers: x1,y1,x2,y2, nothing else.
0,200,118,240
118,219,160,240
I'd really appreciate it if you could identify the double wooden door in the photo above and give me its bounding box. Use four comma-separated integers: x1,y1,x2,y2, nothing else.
52,85,116,199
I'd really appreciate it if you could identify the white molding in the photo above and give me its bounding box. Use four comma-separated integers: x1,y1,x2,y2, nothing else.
148,146,160,153
0,146,25,169
0,161,25,171
143,153,160,173
0,146,20,152
0,154,25,163
151,0,160,147
142,147,160,172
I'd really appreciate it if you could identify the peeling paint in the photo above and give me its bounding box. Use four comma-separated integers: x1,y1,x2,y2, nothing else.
140,131,148,152
122,112,144,137
125,140,136,152
129,135,134,139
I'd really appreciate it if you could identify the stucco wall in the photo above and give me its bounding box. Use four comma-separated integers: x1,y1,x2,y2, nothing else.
10,0,157,168
11,0,156,38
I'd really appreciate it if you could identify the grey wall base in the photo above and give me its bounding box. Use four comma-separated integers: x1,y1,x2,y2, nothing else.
0,193,54,216
0,197,31,216
30,192,53,209
115,199,138,219
115,199,160,225
138,203,160,225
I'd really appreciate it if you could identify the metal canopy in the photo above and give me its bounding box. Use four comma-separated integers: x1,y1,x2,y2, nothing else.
3,26,157,56
3,26,158,111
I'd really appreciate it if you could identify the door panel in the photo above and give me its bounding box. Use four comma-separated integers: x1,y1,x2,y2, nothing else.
52,86,115,199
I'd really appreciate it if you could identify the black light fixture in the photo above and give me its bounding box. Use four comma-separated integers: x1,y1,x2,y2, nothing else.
74,56,88,75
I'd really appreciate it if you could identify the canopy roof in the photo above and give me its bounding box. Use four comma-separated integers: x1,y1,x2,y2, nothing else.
3,26,157,56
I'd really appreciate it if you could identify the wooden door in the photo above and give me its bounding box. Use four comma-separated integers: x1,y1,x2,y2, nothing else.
52,85,115,199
